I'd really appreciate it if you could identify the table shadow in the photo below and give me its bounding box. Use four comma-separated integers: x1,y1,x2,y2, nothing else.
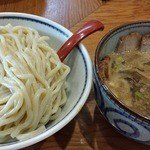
93,106,150,150
53,93,95,149
77,102,97,149
75,100,150,150
53,118,76,149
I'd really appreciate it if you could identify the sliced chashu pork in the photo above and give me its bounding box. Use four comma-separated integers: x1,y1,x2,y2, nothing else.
140,34,150,51
117,32,142,52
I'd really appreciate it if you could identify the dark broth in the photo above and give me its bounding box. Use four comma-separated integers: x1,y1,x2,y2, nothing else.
99,32,150,119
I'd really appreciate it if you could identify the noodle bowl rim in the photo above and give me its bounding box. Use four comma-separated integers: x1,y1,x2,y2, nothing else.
0,12,93,149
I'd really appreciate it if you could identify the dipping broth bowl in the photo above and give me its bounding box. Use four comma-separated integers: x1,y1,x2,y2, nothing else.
0,12,92,149
94,21,150,145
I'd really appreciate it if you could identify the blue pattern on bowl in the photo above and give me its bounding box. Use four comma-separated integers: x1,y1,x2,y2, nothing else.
94,21,150,145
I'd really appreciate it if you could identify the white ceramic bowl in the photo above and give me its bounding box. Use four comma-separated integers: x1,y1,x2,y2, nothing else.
0,12,92,149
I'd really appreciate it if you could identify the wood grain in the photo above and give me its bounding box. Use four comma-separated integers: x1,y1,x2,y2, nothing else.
70,0,150,60
0,0,102,28
0,0,150,149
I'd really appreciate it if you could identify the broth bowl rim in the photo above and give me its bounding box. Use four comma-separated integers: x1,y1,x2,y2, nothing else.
94,21,150,123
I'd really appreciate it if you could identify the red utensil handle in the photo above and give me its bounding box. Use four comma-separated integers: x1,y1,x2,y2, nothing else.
57,20,104,62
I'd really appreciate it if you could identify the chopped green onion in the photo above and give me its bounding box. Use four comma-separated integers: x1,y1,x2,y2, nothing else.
113,57,123,71
117,56,124,63
134,91,144,99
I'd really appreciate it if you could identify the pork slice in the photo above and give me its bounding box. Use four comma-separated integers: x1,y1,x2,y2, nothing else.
117,32,142,52
99,56,111,81
140,34,150,51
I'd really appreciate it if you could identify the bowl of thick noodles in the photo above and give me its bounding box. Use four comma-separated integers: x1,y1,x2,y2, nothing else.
0,12,92,149
94,21,150,145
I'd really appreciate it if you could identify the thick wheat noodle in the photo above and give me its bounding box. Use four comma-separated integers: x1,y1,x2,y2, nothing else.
0,24,70,142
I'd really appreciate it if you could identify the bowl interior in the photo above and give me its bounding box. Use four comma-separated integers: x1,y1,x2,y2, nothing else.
0,13,92,149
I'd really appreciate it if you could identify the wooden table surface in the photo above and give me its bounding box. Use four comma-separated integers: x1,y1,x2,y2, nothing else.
1,0,150,149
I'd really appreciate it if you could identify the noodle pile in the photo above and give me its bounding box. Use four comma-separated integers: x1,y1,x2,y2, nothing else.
0,24,70,142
